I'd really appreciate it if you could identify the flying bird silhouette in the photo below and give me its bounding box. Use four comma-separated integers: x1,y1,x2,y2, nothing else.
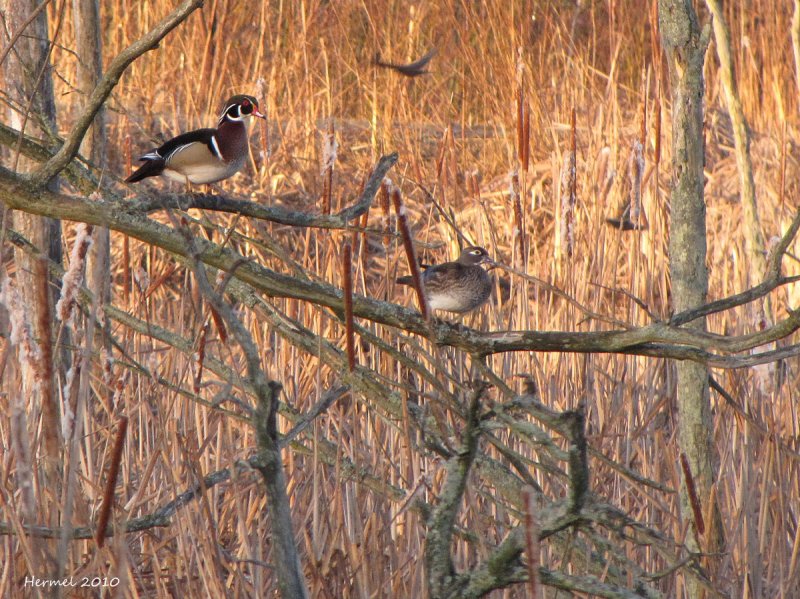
374,48,436,77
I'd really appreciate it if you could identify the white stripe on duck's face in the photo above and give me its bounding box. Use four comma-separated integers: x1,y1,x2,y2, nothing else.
221,103,246,122
218,97,261,124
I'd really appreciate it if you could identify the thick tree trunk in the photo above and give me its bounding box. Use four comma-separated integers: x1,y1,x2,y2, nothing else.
793,1,800,104
2,0,63,491
658,0,725,595
2,0,64,585
74,0,111,307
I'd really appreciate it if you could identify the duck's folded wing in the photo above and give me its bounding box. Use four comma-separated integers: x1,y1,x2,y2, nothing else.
157,128,218,162
420,263,462,291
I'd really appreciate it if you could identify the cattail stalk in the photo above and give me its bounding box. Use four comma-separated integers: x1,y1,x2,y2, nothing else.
122,235,131,304
4,272,39,524
559,108,577,258
194,321,210,394
343,244,356,371
569,106,577,224
511,171,525,267
703,482,718,548
34,256,61,462
392,189,430,320
123,134,132,302
380,181,392,249
654,97,662,166
62,354,81,443
95,416,128,548
680,453,705,535
1,275,42,389
359,210,370,271
321,120,337,215
779,122,787,210
256,77,270,183
123,131,131,183
517,85,530,173
56,222,94,325
629,140,645,226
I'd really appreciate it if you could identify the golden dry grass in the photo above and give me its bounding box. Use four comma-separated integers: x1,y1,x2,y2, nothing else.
2,1,800,597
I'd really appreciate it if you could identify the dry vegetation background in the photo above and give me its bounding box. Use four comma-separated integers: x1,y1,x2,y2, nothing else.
2,0,800,597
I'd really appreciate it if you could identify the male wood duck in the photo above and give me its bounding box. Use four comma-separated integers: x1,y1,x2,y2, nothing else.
125,94,265,185
397,246,495,314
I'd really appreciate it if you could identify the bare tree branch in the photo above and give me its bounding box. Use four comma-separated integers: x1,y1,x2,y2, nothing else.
131,152,398,228
30,0,205,185
175,215,309,598
425,383,487,598
2,164,800,366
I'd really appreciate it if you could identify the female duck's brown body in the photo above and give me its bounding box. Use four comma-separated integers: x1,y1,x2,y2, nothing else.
397,246,495,314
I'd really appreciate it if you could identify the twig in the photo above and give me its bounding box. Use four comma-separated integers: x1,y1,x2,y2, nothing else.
280,385,349,447
0,0,52,71
124,152,398,229
498,262,632,328
337,152,398,221
194,321,209,394
343,243,356,371
4,170,800,364
172,214,310,598
710,376,800,459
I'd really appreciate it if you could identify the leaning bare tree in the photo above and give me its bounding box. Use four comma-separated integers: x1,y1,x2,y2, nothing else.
659,0,726,586
1,0,64,577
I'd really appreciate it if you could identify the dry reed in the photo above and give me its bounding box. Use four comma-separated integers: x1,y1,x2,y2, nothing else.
343,243,356,371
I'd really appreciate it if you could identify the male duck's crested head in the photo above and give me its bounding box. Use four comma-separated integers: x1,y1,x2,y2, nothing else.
219,95,265,123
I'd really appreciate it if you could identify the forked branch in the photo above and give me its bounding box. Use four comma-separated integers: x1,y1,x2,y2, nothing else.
30,0,205,185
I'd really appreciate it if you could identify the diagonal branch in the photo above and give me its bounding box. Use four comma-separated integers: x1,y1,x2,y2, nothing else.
3,164,800,365
174,215,309,599
425,383,487,598
131,152,398,228
30,0,205,185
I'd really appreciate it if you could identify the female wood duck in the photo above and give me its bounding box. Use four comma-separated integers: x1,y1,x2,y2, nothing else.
397,246,495,314
125,94,265,185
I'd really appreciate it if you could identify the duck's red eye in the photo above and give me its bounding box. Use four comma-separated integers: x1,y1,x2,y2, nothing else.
242,99,251,107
